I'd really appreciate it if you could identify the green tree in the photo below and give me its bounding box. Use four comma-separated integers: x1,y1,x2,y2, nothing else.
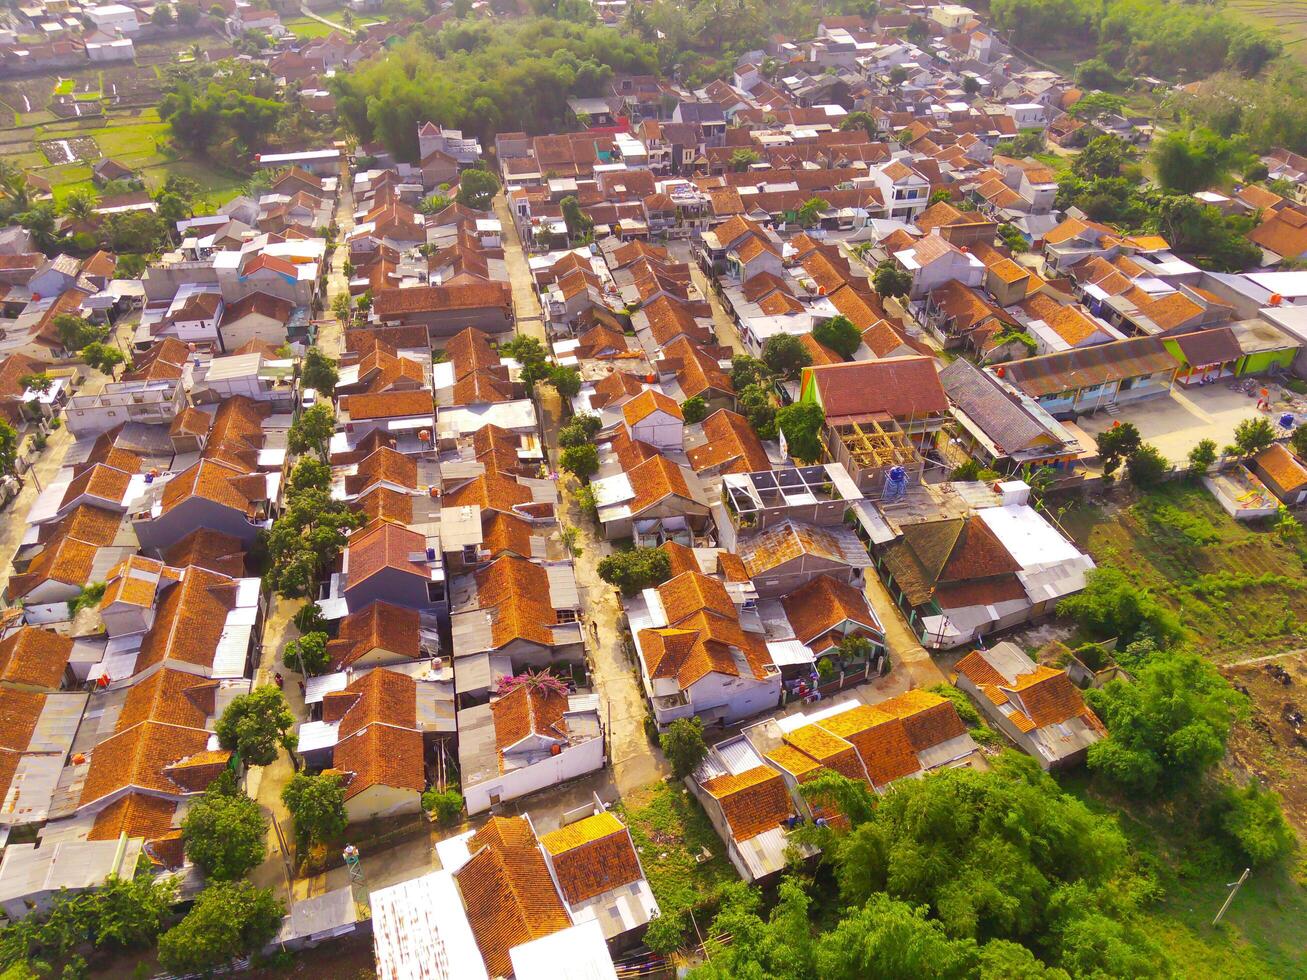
61,187,98,221
332,292,352,323
422,787,464,825
681,395,708,424
288,403,337,460
1225,415,1277,457
659,716,708,778
596,546,672,595
1072,134,1131,180
501,334,551,387
281,771,348,848
762,333,812,381
738,383,778,440
776,402,825,463
265,468,363,599
730,148,761,172
456,169,500,210
560,195,594,240
215,686,297,766
872,260,912,299
284,630,330,676
1215,782,1294,866
80,341,126,375
812,315,860,358
547,364,582,398
1188,437,1218,473
1126,442,1169,487
730,354,770,391
152,3,174,25
92,873,178,950
560,443,599,479
1291,424,1307,460
1096,421,1141,477
157,881,284,975
181,782,268,880
559,412,601,447
0,419,21,477
418,193,452,214
840,111,876,138
1086,650,1244,795
1058,566,1183,648
997,223,1027,253
1152,128,1247,193
54,313,108,352
796,197,830,228
1067,91,1126,122
301,347,339,396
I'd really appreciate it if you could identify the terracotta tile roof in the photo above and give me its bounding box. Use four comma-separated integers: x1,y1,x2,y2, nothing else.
491,683,569,756
641,295,712,347
475,556,557,648
60,462,132,510
639,609,772,688
798,333,843,366
99,555,169,610
122,338,190,383
354,485,416,525
1248,206,1307,259
87,792,177,846
1255,443,1307,493
160,458,268,519
621,388,682,428
662,336,734,400
39,503,122,547
345,446,417,495
455,816,571,978
135,568,240,673
539,812,642,904
818,704,921,787
334,723,424,800
1136,291,1204,330
0,627,72,689
344,389,433,421
0,689,44,753
658,570,736,625
160,528,246,577
169,406,211,441
687,409,770,475
738,520,848,578
326,601,422,670
627,454,696,513
221,290,294,325
324,667,418,736
659,540,702,578
1172,327,1241,368
452,369,515,404
804,357,947,421
590,370,645,409
346,518,431,586
0,354,50,400
116,667,214,732
999,336,1178,398
201,396,268,470
446,327,502,378
781,575,879,646
79,721,218,806
7,536,101,601
701,766,792,841
445,472,533,514
482,511,535,558
372,282,511,317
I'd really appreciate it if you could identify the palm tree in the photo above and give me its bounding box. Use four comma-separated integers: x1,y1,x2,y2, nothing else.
61,188,98,222
0,163,32,213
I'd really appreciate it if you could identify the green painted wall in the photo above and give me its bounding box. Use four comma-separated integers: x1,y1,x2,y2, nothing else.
1238,348,1296,376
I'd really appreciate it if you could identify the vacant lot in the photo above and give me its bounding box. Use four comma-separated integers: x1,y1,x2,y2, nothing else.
1223,652,1307,839
1061,480,1307,663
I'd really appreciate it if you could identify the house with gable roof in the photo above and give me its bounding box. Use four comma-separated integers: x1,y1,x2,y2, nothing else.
458,680,604,815
954,641,1106,768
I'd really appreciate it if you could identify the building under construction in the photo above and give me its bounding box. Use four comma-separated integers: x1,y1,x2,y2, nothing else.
821,414,924,495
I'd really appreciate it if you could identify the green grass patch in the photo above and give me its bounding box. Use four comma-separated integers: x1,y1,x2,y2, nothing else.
1057,771,1307,978
281,15,344,39
1060,481,1307,662
53,78,74,96
614,781,736,921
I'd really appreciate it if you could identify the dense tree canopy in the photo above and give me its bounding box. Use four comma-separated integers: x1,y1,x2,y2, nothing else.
1086,650,1245,795
215,686,297,767
157,881,284,975
181,779,268,880
331,19,657,158
159,61,284,161
693,755,1165,979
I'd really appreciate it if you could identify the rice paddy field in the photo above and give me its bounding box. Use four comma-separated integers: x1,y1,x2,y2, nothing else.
1227,0,1307,62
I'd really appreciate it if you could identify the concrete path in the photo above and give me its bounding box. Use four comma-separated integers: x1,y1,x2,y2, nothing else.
296,4,348,31
863,573,947,688
690,263,745,355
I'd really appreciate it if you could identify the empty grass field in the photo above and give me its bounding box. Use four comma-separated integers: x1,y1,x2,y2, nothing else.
1060,480,1307,663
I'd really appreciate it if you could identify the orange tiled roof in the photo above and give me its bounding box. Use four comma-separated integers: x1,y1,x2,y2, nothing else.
686,409,770,475
475,556,557,648
658,570,736,625
455,815,571,978
781,575,878,646
0,627,72,690
134,568,240,673
622,387,684,427
325,601,421,670
701,766,792,841
627,454,696,513
539,811,642,904
346,518,430,586
491,682,569,755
